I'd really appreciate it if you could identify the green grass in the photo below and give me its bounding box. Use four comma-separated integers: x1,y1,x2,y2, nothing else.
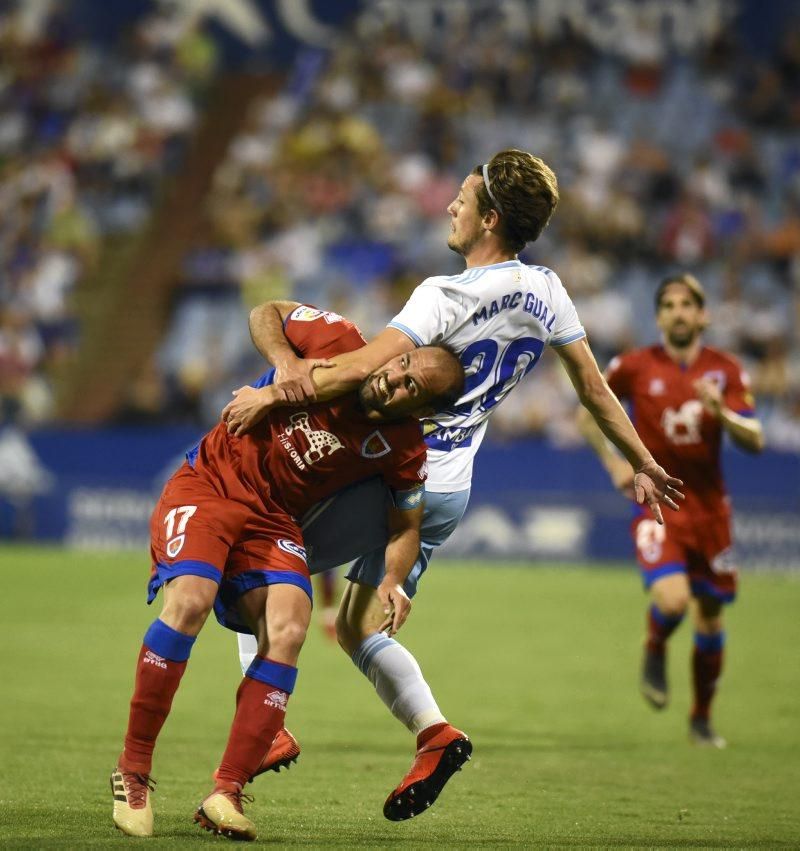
1,547,799,848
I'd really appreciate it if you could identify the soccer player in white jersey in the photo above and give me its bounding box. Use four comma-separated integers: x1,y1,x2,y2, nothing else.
221,149,684,820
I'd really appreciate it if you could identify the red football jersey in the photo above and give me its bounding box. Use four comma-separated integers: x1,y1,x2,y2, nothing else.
191,305,428,518
606,345,755,518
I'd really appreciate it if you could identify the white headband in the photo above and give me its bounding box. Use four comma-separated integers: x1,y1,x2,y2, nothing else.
482,163,503,213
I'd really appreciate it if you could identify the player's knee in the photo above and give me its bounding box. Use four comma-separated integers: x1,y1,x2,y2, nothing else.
268,618,308,658
161,591,213,633
335,610,361,656
656,593,690,617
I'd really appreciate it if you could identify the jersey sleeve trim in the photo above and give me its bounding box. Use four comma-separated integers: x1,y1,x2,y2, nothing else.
550,330,587,347
390,483,425,510
387,321,424,347
251,367,276,388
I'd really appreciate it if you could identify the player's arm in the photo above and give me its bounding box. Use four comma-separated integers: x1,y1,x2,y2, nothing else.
222,322,416,435
556,338,684,523
693,377,765,453
290,325,416,400
576,405,636,499
376,488,425,636
248,300,333,400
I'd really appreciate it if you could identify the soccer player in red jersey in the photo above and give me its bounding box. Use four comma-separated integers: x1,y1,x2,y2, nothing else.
110,305,465,840
580,273,764,747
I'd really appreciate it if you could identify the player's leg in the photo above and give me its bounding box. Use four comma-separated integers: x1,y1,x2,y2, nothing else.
316,569,339,640
337,579,447,732
340,489,472,820
686,521,736,748
235,477,388,679
634,516,690,710
688,594,727,748
113,574,218,837
197,582,311,840
112,471,238,837
197,522,312,841
237,478,391,773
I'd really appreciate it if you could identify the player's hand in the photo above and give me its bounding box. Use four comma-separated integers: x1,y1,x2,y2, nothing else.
633,458,685,524
609,457,636,500
275,356,334,403
693,377,723,418
221,385,282,436
376,579,412,636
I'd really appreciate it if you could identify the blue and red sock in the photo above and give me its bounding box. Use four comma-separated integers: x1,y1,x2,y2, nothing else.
646,604,684,655
691,632,725,721
121,619,196,774
215,656,298,789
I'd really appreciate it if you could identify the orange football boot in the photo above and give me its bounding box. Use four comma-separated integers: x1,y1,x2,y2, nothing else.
249,727,300,781
384,723,472,821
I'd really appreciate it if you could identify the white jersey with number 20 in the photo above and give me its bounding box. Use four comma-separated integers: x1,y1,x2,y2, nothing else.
389,259,586,492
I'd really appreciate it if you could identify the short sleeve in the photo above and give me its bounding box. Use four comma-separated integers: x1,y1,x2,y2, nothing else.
284,305,366,359
545,270,586,347
382,445,428,492
388,280,461,347
605,352,636,400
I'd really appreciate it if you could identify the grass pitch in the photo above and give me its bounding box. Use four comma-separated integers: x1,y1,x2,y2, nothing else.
1,547,799,848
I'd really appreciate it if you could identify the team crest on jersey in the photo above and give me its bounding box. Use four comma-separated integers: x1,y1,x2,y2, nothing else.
277,538,307,562
702,370,726,391
361,430,391,458
282,412,344,466
166,535,185,558
648,378,666,396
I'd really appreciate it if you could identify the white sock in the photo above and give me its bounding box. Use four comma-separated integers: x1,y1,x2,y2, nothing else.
238,632,258,675
352,633,446,735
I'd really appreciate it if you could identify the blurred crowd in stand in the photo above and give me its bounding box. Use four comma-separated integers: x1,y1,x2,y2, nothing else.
157,15,800,450
0,2,212,426
2,2,799,452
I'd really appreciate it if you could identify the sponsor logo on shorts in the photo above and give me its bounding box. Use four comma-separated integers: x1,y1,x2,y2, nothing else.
264,690,288,711
277,538,307,563
144,650,168,669
711,546,737,575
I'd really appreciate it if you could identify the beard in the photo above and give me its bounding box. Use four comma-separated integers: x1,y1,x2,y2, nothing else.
356,376,388,418
666,323,699,348
447,228,480,257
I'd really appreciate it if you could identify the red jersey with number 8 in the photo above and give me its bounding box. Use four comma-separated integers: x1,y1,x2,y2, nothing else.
606,345,755,521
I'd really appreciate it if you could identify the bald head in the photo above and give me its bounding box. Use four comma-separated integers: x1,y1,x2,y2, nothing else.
358,345,465,421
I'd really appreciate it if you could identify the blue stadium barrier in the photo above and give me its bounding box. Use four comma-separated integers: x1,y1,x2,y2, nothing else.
1,428,797,570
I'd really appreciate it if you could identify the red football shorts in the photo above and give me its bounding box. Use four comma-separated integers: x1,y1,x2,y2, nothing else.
147,463,311,632
631,507,737,603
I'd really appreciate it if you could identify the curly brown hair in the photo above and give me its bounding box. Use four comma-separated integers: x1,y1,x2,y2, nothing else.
472,149,559,253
